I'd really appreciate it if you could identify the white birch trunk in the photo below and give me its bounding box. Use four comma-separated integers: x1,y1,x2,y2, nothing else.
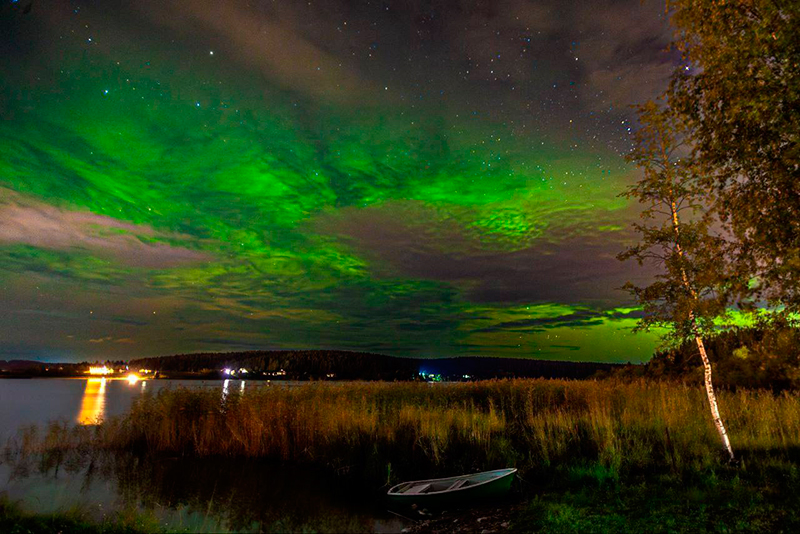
693,332,735,460
669,195,735,461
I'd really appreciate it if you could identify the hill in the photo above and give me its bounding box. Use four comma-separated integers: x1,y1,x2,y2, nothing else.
128,350,617,381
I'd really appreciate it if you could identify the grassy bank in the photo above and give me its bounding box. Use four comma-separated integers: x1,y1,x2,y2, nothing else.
515,479,800,533
0,495,167,534
11,379,800,487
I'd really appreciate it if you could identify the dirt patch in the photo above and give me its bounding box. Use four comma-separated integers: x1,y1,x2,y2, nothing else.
402,503,525,533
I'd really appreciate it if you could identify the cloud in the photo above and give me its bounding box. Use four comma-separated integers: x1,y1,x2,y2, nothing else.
470,308,642,334
0,189,211,268
130,0,370,103
573,0,675,110
92,336,140,345
319,200,655,306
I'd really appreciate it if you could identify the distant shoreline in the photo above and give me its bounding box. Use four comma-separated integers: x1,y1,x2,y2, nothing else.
2,352,622,382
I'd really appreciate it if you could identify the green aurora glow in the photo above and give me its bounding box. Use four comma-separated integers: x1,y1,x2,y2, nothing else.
0,0,667,362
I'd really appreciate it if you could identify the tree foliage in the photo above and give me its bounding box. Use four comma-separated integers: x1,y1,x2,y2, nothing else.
630,314,800,391
618,100,739,347
667,0,800,309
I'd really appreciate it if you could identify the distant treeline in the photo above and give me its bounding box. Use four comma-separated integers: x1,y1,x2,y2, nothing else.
612,318,800,391
0,360,86,377
415,357,616,380
128,350,618,381
129,350,417,380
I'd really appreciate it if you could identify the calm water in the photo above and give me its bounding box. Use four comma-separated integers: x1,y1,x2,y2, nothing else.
0,377,279,441
0,378,405,533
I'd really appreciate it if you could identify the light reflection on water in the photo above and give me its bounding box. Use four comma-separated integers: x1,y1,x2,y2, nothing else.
222,378,230,400
0,377,303,441
77,377,107,425
73,377,258,425
76,377,151,425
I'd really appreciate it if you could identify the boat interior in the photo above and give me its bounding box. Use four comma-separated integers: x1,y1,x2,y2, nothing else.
399,478,471,494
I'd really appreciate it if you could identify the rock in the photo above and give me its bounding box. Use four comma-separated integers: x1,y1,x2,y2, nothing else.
501,522,510,528
480,530,496,534
477,517,489,523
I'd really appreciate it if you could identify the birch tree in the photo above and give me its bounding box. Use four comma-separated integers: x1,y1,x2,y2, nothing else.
619,100,738,461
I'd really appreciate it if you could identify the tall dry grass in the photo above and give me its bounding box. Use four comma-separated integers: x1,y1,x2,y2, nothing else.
10,379,800,487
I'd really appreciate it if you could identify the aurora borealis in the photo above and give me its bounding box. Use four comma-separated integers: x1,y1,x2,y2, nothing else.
1,0,676,363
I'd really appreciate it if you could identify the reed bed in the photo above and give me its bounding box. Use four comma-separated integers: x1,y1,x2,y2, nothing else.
9,379,800,487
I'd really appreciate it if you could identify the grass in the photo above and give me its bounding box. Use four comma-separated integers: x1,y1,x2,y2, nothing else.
5,379,800,532
515,478,800,533
9,379,800,486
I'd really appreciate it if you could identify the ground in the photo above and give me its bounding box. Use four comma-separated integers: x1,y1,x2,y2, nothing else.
405,504,521,534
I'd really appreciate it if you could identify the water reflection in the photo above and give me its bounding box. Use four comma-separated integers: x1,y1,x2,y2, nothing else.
77,378,107,425
1,450,405,533
222,378,230,400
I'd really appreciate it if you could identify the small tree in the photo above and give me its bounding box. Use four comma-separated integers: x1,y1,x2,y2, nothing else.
619,100,737,461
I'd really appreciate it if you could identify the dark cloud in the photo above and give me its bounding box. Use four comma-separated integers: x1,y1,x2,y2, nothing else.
469,308,633,334
130,0,372,103
470,310,601,333
320,201,656,307
28,0,672,137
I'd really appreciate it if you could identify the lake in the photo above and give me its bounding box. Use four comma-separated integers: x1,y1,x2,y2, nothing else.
0,377,298,441
0,378,406,533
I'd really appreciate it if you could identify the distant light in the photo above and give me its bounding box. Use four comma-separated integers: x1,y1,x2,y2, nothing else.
88,366,112,375
223,368,232,375
209,50,214,55
196,102,201,107
126,373,140,385
103,89,109,95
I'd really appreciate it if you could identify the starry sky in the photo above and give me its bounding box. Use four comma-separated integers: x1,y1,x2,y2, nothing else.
0,0,677,363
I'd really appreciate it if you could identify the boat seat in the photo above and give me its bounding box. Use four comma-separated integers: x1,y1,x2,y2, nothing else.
404,483,431,494
448,479,469,490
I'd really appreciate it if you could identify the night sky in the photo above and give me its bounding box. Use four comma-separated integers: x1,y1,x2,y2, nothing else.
0,0,676,363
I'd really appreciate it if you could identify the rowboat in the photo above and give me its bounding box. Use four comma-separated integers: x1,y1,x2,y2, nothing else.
387,468,516,508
